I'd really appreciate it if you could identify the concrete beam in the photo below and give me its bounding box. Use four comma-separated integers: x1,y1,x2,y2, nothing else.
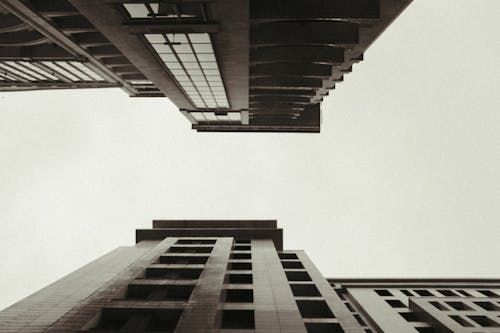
251,63,333,78
251,0,379,19
251,45,344,64
251,21,359,45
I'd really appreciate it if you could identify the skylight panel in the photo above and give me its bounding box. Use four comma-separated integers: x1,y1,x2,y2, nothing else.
5,62,46,81
69,62,104,81
123,3,150,18
144,32,230,109
0,63,36,81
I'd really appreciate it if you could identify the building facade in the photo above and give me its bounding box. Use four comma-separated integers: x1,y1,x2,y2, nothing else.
0,0,412,132
1,220,499,333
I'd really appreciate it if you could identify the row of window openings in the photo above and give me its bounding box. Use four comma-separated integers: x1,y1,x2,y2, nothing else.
430,300,500,312
336,288,433,333
283,256,345,333
376,288,499,298
220,242,255,329
450,314,500,328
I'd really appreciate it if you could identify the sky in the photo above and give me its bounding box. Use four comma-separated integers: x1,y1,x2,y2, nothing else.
0,0,499,311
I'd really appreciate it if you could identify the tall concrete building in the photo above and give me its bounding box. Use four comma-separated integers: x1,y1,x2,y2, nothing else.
0,0,412,132
1,220,499,333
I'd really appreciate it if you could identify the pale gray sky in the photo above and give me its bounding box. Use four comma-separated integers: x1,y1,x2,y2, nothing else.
1,0,499,311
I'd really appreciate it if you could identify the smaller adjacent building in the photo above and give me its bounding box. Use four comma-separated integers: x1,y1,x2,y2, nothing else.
330,278,500,333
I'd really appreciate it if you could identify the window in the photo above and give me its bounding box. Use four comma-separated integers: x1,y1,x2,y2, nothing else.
176,239,216,245
281,261,304,269
446,301,472,311
221,310,255,329
468,315,500,327
228,262,252,271
127,284,194,301
290,284,321,297
375,289,392,297
159,255,208,265
438,290,458,297
286,271,312,281
233,245,251,251
230,253,252,260
399,312,420,322
414,290,433,297
226,274,253,284
167,246,212,254
224,289,254,303
477,290,498,297
99,309,183,331
305,323,345,333
386,299,406,308
296,300,335,318
449,315,473,327
145,267,202,280
475,301,500,311
279,253,298,260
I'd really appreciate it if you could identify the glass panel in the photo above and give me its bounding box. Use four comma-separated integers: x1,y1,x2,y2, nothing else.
173,44,192,54
197,53,216,62
193,44,213,53
152,44,172,53
145,34,165,43
188,33,210,43
123,4,149,18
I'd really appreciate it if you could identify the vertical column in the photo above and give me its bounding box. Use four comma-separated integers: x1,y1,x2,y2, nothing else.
174,237,233,332
253,239,306,333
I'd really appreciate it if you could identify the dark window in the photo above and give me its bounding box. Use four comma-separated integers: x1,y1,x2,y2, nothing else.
290,284,321,297
176,239,216,244
354,314,366,326
438,289,458,297
399,312,420,322
235,239,251,244
224,289,254,303
159,255,208,265
100,309,182,332
228,262,252,271
167,246,212,254
446,301,472,311
305,322,345,333
286,271,312,281
145,268,202,280
430,301,449,311
233,245,251,251
475,301,500,311
296,300,335,318
230,253,252,260
226,274,253,284
414,289,433,297
456,289,472,297
279,253,298,260
468,315,500,328
449,315,473,327
415,328,436,333
400,290,413,297
477,290,498,297
282,261,304,269
386,299,406,308
221,310,255,329
127,284,194,301
375,289,392,297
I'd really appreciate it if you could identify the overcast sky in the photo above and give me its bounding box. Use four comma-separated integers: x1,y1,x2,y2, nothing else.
1,0,499,311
